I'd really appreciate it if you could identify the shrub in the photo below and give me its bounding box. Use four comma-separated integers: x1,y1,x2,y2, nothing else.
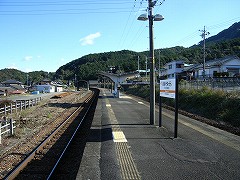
125,85,240,127
0,99,13,108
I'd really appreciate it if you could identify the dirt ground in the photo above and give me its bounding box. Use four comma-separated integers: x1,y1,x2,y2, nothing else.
0,91,90,178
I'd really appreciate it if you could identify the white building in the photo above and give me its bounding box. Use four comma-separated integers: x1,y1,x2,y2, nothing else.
36,85,55,93
54,85,63,92
160,56,240,80
191,55,240,78
160,60,184,79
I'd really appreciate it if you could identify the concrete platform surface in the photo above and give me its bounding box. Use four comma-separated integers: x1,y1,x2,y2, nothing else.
77,88,240,180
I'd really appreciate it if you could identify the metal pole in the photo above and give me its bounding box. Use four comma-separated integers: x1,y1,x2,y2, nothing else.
138,56,140,72
158,50,161,77
203,26,206,78
200,26,209,79
0,123,1,144
75,74,77,91
159,92,162,127
145,56,148,80
27,74,28,87
148,0,155,125
174,75,179,138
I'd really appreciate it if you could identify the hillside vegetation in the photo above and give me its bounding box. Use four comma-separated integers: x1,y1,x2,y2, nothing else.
124,84,240,135
0,69,55,85
54,22,240,81
1,22,240,83
54,38,240,81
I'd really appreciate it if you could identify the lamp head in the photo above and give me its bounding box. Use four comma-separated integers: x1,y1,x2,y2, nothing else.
137,14,148,21
154,14,164,21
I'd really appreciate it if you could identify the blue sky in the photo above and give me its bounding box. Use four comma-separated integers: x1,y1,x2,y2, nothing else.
0,0,239,72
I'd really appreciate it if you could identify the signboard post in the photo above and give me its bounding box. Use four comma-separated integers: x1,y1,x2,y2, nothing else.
159,76,179,138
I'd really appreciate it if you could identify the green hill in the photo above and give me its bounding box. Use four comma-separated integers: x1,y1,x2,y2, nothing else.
1,22,240,82
0,69,55,85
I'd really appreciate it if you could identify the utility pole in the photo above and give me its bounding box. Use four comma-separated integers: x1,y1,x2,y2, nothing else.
26,73,29,87
145,56,148,80
138,56,140,72
158,50,161,78
74,74,77,91
199,26,210,79
148,0,155,125
137,0,164,125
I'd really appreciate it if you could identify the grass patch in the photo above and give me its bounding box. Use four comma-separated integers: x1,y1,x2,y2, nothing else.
125,85,240,128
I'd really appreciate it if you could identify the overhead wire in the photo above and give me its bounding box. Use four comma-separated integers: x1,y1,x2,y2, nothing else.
167,17,240,48
0,1,137,15
118,0,138,50
0,1,133,6
128,24,148,50
206,17,240,30
120,0,148,50
118,0,148,50
127,0,167,50
0,0,134,15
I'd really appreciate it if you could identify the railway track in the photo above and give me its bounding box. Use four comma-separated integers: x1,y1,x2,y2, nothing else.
4,88,99,180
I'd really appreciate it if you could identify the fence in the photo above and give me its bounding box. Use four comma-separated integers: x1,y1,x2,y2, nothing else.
0,97,42,116
0,117,16,144
179,78,240,92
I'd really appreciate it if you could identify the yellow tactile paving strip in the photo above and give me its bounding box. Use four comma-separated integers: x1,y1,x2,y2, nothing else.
105,98,141,180
116,142,141,180
112,131,128,142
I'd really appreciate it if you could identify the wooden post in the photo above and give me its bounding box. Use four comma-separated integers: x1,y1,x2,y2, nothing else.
24,100,27,109
0,122,2,144
10,103,13,114
20,101,22,111
15,102,18,113
4,105,6,115
10,118,14,135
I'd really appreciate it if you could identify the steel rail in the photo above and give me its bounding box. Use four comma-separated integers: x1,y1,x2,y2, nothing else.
47,90,97,179
4,91,95,180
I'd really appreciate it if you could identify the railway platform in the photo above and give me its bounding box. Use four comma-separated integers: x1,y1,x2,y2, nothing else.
76,88,240,180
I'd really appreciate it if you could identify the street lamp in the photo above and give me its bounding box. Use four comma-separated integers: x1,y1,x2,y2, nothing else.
138,0,164,125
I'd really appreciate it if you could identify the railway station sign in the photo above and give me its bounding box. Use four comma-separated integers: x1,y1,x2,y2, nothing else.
159,77,179,138
160,79,176,99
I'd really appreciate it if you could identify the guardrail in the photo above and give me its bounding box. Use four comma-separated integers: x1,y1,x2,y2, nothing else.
0,117,16,144
0,97,42,116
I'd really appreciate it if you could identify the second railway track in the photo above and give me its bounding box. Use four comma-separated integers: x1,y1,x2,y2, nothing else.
4,88,99,180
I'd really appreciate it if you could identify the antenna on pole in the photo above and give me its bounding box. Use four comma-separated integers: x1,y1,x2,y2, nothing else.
199,26,210,79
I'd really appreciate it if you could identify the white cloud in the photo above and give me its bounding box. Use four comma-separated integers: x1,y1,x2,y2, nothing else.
24,56,33,61
80,32,101,46
7,63,18,69
22,67,32,73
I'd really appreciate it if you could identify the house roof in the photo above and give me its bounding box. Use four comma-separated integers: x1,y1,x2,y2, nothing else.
10,90,25,94
184,64,199,72
9,84,26,91
0,87,15,93
194,55,240,69
41,78,52,82
1,79,22,84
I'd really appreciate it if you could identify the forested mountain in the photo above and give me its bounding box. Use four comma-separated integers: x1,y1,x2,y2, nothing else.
54,22,240,81
1,22,240,83
204,22,240,44
55,40,240,81
0,69,55,85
